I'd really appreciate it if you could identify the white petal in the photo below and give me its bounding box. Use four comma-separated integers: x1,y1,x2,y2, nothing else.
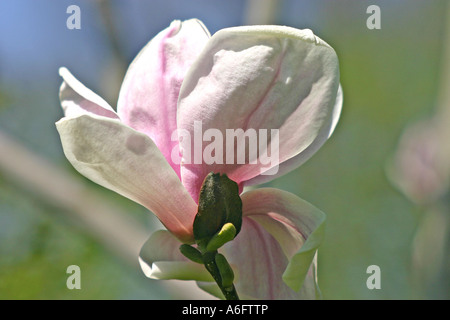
139,230,213,281
177,26,340,201
58,67,119,119
56,115,197,243
245,84,343,185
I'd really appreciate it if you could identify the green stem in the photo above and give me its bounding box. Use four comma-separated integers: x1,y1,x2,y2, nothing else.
202,251,239,300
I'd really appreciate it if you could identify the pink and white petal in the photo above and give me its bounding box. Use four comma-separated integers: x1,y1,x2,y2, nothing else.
245,84,343,186
58,67,119,119
117,19,210,177
56,114,197,243
218,188,325,299
178,26,340,202
139,230,213,282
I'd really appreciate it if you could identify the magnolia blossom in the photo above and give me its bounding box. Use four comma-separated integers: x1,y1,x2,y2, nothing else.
387,119,449,204
56,19,342,299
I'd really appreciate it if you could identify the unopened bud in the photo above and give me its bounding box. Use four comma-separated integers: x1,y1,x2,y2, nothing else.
179,244,203,264
206,223,236,252
193,172,242,242
215,253,234,288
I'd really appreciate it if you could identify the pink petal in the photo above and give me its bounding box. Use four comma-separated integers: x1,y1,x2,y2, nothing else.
58,67,119,119
220,188,325,299
56,114,197,243
117,19,210,178
177,26,340,202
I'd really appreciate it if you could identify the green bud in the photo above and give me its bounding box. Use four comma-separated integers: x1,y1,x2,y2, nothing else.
193,172,242,242
206,223,237,252
179,244,203,264
215,253,234,288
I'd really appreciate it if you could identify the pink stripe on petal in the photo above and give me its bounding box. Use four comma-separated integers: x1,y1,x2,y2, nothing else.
117,19,210,178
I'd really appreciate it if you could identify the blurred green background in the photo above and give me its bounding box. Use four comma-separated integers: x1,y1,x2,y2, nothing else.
0,0,449,299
